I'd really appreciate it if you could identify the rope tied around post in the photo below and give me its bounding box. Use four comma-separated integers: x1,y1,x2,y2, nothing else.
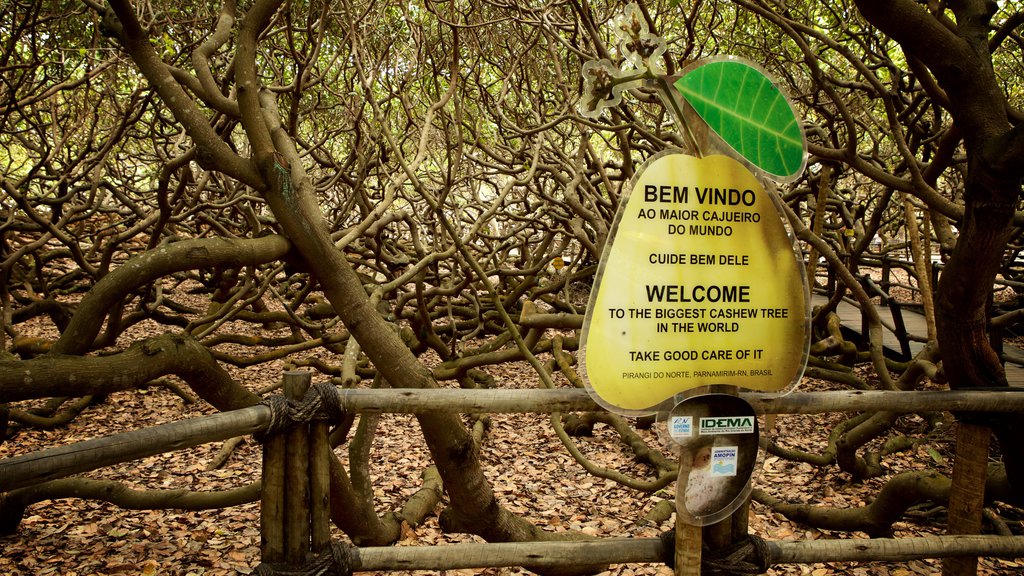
660,530,771,574
253,540,353,576
259,383,346,439
259,372,339,571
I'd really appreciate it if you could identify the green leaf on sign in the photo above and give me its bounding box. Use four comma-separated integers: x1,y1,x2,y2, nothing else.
674,59,805,180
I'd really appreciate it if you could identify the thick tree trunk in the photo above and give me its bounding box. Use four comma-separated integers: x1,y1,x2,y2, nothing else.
852,4,1024,557
229,0,592,556
943,422,991,576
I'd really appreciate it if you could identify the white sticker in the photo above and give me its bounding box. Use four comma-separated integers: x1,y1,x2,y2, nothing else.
699,416,755,435
669,415,693,439
710,446,738,477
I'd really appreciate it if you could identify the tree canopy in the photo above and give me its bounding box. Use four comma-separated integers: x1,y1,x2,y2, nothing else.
2,0,1024,572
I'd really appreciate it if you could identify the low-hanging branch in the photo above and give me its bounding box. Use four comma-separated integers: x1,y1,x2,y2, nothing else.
0,332,241,403
753,463,1019,535
0,477,261,535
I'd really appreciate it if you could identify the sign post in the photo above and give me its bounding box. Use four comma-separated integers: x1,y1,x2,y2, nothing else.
675,499,702,576
577,149,810,575
579,12,810,572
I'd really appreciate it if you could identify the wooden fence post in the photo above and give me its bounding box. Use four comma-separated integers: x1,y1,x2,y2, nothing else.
880,257,891,294
258,370,334,572
705,513,732,551
310,403,332,553
283,371,312,565
260,385,287,563
675,461,702,576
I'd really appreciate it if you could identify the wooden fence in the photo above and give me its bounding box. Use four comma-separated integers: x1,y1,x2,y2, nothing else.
3,379,1024,574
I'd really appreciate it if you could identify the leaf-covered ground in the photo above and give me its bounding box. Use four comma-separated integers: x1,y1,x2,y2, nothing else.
3,278,1024,575
3,367,1023,575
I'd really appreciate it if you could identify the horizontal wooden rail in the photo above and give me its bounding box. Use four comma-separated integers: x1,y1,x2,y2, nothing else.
353,538,663,571
338,388,1024,415
5,388,1024,492
0,405,271,491
350,535,1024,571
768,534,1024,564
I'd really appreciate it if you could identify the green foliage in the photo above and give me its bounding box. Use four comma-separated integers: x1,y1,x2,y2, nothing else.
674,59,805,180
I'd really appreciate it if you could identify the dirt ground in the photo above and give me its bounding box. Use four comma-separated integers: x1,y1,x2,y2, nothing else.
2,266,1023,575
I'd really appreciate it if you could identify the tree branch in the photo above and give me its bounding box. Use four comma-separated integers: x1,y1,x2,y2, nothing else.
102,0,262,186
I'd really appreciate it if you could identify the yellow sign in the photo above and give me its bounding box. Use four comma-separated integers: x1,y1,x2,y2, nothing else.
580,152,809,413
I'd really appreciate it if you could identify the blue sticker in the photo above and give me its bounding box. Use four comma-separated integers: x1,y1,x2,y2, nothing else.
710,446,738,477
670,415,693,439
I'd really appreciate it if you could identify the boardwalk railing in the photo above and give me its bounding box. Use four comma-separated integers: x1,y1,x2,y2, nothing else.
3,381,1024,573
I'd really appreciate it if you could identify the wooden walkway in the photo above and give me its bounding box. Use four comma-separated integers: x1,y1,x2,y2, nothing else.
810,292,1024,386
810,293,928,359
